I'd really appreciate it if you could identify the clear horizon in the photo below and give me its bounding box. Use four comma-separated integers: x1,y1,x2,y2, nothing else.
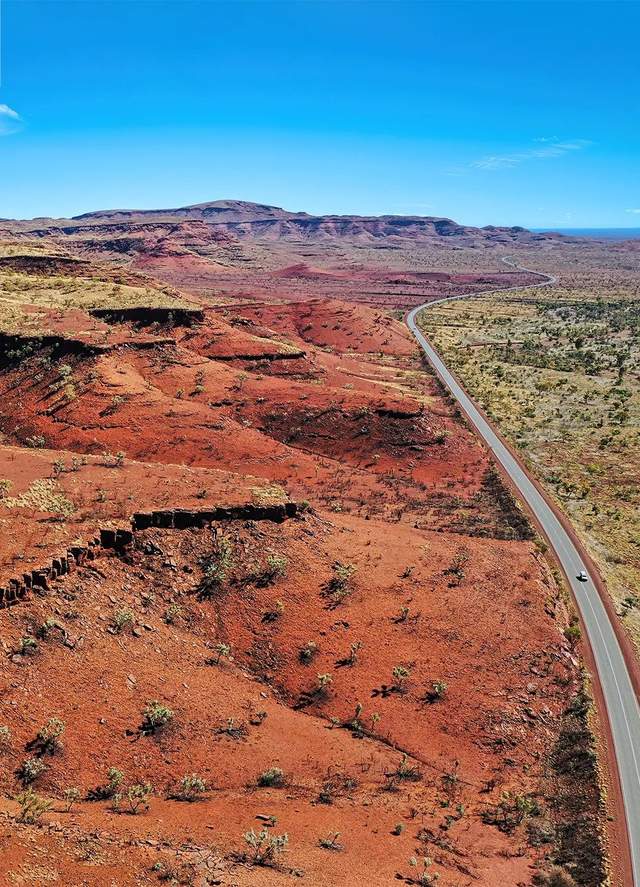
1,0,638,227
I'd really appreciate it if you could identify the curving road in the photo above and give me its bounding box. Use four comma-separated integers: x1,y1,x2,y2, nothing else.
406,259,640,886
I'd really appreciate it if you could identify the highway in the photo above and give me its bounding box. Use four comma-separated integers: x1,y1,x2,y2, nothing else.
406,259,640,886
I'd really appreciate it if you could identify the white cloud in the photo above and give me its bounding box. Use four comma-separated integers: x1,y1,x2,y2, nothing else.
626,208,640,214
0,104,23,135
0,104,20,120
472,139,592,171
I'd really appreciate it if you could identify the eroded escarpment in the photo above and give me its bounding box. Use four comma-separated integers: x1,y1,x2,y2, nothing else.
0,502,298,608
88,306,205,327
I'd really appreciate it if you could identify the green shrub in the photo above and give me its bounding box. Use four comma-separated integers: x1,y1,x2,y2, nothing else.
63,786,81,812
19,757,47,785
141,701,174,735
15,788,51,823
198,536,233,597
88,767,123,800
257,767,286,788
243,827,289,866
34,717,65,755
299,641,318,664
125,782,152,814
19,636,38,656
171,773,207,802
268,554,287,575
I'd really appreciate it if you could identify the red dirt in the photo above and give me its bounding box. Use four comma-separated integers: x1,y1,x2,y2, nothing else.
0,226,607,886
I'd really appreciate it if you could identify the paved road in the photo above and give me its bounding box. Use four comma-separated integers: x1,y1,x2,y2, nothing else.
406,259,640,886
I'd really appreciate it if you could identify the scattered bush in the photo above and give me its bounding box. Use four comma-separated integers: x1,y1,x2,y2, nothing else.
124,782,153,814
392,664,411,691
36,618,63,641
140,701,174,735
299,641,318,664
33,717,65,755
386,754,422,788
18,757,47,785
0,478,13,499
63,786,80,812
564,619,581,647
324,562,356,605
263,554,288,584
18,636,38,656
111,608,134,634
15,788,51,823
88,767,123,800
243,827,289,866
426,681,448,702
198,536,233,597
533,866,578,887
208,642,231,665
163,603,183,625
261,599,285,623
318,831,343,851
257,767,286,788
341,641,362,667
482,791,539,832
314,673,333,698
443,550,469,586
171,773,207,802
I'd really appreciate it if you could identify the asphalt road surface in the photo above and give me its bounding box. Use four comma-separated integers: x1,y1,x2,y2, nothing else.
406,260,640,886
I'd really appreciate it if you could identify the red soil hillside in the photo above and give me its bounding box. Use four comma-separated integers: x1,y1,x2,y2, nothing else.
0,228,606,887
221,298,417,355
0,499,599,886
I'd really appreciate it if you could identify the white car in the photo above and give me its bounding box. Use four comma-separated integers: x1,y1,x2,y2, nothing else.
577,570,588,582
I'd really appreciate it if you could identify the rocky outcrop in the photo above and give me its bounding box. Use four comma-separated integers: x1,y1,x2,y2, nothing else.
89,307,205,327
0,332,176,368
0,502,298,608
0,333,106,367
131,502,297,530
0,254,91,275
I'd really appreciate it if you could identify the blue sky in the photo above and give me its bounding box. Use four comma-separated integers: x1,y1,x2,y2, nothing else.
1,0,638,226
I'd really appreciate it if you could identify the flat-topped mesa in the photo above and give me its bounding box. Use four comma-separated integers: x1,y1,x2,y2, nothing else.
0,502,298,609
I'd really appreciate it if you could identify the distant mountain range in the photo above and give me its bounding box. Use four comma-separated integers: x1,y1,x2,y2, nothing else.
2,199,567,247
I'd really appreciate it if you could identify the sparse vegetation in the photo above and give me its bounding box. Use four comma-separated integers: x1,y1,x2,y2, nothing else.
198,536,233,597
242,827,289,866
33,717,65,755
88,767,124,800
111,607,134,634
15,788,51,823
299,640,318,664
318,831,343,851
425,279,640,646
63,786,81,812
18,756,47,785
170,773,207,802
140,701,174,735
323,561,357,605
257,767,286,788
